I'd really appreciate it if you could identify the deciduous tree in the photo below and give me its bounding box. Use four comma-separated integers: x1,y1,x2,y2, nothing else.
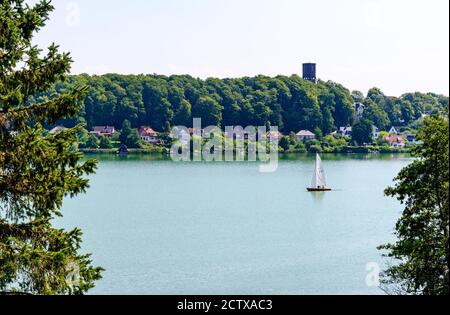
379,116,449,295
352,119,373,145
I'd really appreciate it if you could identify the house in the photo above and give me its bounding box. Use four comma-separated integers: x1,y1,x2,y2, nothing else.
49,125,67,135
372,126,381,140
354,103,365,120
91,126,116,137
384,135,406,148
388,126,402,134
338,126,353,137
405,134,417,143
296,130,316,141
138,127,159,144
266,130,283,141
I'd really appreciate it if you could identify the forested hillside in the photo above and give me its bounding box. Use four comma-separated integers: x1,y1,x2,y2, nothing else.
35,74,448,133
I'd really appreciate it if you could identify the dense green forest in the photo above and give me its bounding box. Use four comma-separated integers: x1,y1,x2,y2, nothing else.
36,74,448,134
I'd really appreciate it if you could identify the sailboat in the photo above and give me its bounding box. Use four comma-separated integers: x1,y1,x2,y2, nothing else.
307,154,332,192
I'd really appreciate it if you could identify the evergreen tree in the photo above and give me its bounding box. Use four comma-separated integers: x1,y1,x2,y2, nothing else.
119,119,141,148
0,1,103,294
164,121,171,135
119,119,133,144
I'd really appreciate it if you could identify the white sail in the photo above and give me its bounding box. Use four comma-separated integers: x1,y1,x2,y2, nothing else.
309,154,327,189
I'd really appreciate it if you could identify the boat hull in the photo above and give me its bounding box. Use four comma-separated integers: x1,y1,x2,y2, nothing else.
307,188,332,192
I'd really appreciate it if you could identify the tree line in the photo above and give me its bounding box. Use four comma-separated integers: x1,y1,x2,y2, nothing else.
34,74,448,135
2,0,448,296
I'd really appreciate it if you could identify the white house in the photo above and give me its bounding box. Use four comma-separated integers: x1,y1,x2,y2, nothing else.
388,126,402,134
405,134,421,144
91,126,116,137
384,135,406,148
372,126,381,140
338,126,352,137
138,127,159,144
296,130,316,141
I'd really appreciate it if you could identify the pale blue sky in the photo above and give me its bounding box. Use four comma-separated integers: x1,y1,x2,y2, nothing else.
33,0,449,96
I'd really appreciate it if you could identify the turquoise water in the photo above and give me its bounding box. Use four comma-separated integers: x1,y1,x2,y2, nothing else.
59,154,413,295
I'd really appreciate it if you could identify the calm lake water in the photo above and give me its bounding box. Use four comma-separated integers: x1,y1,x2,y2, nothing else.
58,154,413,295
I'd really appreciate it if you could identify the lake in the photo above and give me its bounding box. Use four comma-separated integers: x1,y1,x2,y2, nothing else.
58,153,413,295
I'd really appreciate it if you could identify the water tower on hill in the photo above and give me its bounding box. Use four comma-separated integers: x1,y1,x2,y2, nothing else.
302,63,317,83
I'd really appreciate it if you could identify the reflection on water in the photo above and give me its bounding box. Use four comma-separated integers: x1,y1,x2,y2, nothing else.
280,153,411,162
60,153,414,295
83,152,412,163
308,191,326,204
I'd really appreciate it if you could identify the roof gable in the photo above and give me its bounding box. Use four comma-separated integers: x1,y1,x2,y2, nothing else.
296,130,315,136
139,127,157,137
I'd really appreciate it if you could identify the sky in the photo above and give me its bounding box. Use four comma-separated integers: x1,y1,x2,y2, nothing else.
32,0,449,96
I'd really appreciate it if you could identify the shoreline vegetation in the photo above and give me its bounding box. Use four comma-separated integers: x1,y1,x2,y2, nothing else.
79,145,411,156
40,73,446,157
1,0,447,297
76,130,415,156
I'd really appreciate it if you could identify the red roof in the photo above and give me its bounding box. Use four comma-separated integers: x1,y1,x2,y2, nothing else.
384,135,405,145
138,127,157,137
266,131,283,139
